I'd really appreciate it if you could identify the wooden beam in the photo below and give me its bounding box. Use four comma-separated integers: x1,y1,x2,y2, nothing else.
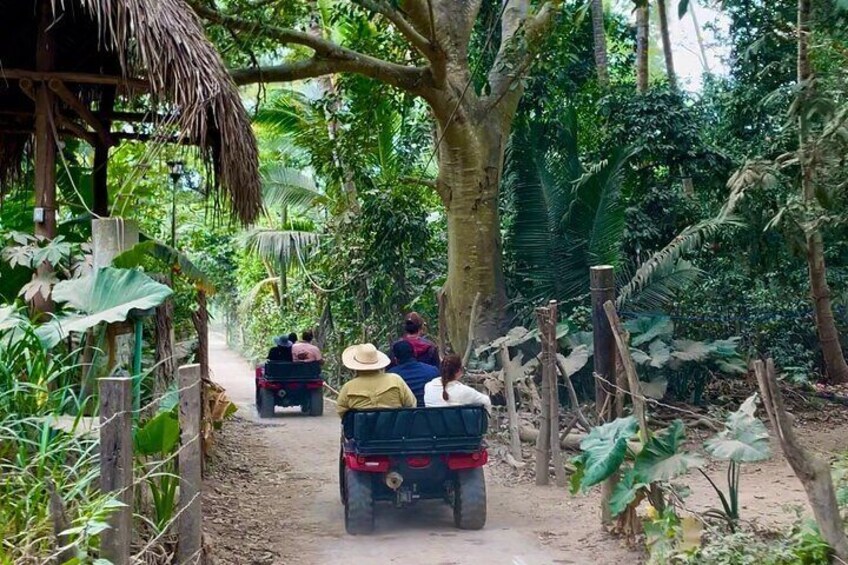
110,110,177,124
0,68,148,91
49,80,113,147
94,86,116,217
112,131,197,146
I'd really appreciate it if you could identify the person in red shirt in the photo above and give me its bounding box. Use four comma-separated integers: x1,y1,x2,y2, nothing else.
390,312,439,368
292,330,323,364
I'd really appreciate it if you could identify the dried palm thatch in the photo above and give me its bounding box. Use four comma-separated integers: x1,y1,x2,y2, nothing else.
0,0,261,223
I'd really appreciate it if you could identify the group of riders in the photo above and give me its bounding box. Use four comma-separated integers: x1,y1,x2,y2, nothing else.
268,312,492,417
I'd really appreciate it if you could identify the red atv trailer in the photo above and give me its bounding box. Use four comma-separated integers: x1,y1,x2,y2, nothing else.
255,360,324,418
340,405,488,534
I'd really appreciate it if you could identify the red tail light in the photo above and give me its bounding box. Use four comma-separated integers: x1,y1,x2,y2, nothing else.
446,450,488,470
406,456,431,468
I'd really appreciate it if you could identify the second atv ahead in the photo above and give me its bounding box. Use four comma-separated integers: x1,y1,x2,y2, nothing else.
255,360,324,418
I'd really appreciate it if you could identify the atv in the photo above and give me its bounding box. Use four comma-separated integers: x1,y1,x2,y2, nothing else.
340,405,488,535
254,360,324,418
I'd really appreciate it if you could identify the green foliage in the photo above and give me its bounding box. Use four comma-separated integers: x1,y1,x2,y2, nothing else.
571,416,639,492
0,313,116,561
134,411,180,457
113,239,215,294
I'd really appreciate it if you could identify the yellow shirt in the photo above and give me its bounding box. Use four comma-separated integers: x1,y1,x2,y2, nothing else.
336,371,417,417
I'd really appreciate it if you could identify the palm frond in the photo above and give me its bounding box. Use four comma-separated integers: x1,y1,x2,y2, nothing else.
617,216,743,308
238,228,321,270
261,165,323,210
239,276,281,315
113,240,215,294
620,259,703,311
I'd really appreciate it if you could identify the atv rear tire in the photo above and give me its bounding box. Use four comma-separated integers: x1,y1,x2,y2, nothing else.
258,388,276,419
309,388,324,416
454,467,486,530
344,468,374,535
339,449,346,503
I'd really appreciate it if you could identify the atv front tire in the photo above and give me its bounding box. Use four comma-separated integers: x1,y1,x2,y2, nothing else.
344,467,374,535
454,467,486,530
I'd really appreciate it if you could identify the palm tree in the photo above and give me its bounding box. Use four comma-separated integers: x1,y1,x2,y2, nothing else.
655,0,677,89
505,109,707,314
636,0,650,92
590,0,610,86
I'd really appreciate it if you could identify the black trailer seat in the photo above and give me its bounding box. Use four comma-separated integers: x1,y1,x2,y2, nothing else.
263,360,322,381
343,406,488,455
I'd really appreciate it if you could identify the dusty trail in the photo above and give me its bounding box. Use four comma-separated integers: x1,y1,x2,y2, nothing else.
203,333,641,565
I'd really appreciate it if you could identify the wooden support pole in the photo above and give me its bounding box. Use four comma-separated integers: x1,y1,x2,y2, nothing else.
534,304,552,486
591,266,616,422
32,0,57,314
545,300,567,487
99,375,133,565
178,364,203,564
755,359,848,561
498,345,523,462
192,291,210,382
93,86,116,217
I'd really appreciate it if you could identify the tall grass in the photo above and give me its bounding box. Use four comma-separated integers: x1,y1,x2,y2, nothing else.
0,310,117,564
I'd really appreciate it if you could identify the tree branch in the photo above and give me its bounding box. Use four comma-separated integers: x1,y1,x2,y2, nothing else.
352,0,436,60
231,57,430,94
484,0,561,110
189,1,434,94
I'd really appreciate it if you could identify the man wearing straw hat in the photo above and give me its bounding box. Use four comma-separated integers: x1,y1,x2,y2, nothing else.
336,343,417,417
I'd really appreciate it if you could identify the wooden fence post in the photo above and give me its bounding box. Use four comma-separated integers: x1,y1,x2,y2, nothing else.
498,345,523,463
534,304,552,486
178,364,203,564
544,300,567,487
590,266,616,421
99,375,133,565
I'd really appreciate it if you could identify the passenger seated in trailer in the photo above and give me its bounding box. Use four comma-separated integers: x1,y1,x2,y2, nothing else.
267,335,293,362
293,330,323,363
390,312,440,368
424,354,492,413
390,340,438,407
336,343,416,417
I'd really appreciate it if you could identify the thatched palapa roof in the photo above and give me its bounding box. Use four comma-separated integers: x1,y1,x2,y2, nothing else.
0,0,261,223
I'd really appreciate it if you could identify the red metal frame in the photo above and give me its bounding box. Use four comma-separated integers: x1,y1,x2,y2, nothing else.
343,450,488,473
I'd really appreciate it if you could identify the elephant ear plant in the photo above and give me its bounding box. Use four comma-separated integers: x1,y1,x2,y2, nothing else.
134,408,181,534
570,417,704,519
700,394,772,531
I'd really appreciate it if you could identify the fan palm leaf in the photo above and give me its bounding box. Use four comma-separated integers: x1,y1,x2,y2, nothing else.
238,227,321,271
261,165,323,211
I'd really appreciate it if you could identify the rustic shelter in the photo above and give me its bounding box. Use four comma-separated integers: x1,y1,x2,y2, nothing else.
0,0,262,233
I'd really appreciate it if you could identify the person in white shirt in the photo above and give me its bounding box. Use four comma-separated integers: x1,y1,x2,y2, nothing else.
424,354,492,412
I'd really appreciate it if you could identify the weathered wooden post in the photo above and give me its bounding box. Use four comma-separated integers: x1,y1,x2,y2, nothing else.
544,300,567,487
590,266,616,421
178,364,203,564
534,304,552,486
498,345,523,463
99,375,133,565
591,266,616,523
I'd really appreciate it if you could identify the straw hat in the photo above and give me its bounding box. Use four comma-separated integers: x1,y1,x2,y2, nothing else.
342,343,390,371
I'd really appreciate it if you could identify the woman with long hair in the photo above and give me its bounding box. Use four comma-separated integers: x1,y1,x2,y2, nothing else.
424,354,492,412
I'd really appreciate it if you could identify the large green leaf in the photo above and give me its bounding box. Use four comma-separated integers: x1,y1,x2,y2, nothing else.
557,345,590,377
38,267,173,348
634,421,704,482
625,316,674,346
134,411,179,456
609,467,648,517
576,416,639,490
705,394,771,463
671,339,713,362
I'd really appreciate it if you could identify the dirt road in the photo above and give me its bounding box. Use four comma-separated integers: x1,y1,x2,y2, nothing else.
203,333,641,565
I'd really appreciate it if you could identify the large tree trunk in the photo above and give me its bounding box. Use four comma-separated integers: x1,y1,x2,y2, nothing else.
656,0,677,90
636,2,650,93
438,120,509,354
797,0,848,383
590,0,609,86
